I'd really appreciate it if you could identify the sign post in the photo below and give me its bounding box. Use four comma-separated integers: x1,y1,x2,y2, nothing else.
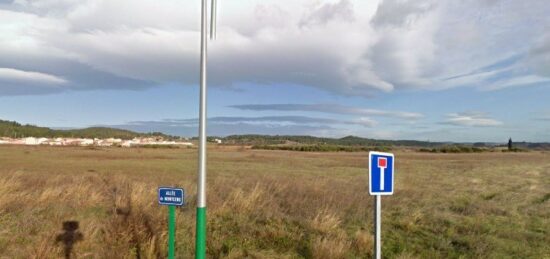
158,187,185,259
196,0,217,258
169,205,176,258
369,151,394,259
374,195,381,259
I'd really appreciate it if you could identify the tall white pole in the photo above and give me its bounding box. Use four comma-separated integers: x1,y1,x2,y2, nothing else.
195,0,208,257
374,195,381,259
210,0,217,40
198,0,208,211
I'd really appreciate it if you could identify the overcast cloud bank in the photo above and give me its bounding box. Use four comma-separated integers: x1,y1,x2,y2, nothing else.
1,0,550,96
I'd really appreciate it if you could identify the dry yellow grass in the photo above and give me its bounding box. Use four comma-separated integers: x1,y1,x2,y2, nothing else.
0,146,548,258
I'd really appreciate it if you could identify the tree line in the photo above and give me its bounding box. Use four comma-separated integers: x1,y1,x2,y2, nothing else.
0,119,175,140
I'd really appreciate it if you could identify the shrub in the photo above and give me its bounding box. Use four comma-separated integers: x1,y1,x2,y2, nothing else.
420,146,490,153
251,145,390,152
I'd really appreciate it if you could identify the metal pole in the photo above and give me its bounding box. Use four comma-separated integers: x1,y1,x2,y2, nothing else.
195,0,208,258
374,195,381,259
168,205,176,259
210,0,217,40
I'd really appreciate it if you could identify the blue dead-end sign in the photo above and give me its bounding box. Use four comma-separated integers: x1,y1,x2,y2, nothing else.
158,187,185,206
369,151,395,195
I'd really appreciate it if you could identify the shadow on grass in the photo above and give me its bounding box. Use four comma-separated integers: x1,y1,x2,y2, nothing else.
55,221,83,259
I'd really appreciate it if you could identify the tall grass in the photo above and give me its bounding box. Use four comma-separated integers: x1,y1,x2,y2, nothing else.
0,146,548,258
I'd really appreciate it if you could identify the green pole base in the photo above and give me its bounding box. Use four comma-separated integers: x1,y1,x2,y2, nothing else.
195,207,207,259
168,205,176,259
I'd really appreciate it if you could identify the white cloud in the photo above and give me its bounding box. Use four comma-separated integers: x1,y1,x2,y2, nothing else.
354,117,378,127
0,67,67,85
443,112,502,127
0,0,549,95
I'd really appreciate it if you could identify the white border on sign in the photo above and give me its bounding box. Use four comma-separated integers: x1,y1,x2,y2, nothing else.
158,187,185,206
368,151,395,196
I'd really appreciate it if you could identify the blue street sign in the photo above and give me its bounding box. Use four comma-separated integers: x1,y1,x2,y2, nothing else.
369,151,394,195
158,187,185,206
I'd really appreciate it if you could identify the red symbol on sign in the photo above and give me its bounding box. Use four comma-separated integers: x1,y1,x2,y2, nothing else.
378,157,387,190
378,157,387,168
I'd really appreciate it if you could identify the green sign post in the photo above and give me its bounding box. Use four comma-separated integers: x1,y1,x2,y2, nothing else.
158,187,185,258
168,205,176,258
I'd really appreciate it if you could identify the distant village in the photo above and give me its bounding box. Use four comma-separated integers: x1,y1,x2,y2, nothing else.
0,137,197,147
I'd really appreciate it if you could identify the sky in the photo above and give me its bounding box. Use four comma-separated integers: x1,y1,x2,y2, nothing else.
0,0,549,142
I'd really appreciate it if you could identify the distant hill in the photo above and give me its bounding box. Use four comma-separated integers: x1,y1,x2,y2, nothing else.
3,120,548,150
219,134,550,151
0,119,175,140
220,134,443,147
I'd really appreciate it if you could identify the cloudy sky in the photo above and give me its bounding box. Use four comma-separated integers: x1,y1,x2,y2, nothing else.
1,0,549,142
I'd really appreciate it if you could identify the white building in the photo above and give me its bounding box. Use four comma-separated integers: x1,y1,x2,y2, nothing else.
121,140,134,147
24,137,39,145
79,139,94,146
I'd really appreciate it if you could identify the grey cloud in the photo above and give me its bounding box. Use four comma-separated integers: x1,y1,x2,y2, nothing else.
371,0,435,28
0,81,64,96
127,115,376,128
0,9,156,95
443,55,522,81
1,0,550,96
112,122,333,137
528,33,550,78
230,103,423,120
0,58,154,95
300,0,354,27
442,54,550,91
109,116,358,137
368,0,550,91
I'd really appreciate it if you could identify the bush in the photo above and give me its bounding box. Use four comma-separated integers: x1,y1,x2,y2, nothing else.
502,148,527,152
137,144,180,149
251,144,391,152
419,146,489,153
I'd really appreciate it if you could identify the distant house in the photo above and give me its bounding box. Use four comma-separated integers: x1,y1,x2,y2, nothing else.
38,138,49,145
121,140,133,147
106,138,123,143
49,138,64,146
97,140,109,146
24,137,39,145
49,141,63,146
80,139,94,146
10,139,25,145
0,136,192,148
64,138,82,146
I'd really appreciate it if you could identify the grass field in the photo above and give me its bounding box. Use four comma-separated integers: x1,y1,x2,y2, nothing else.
0,145,548,258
